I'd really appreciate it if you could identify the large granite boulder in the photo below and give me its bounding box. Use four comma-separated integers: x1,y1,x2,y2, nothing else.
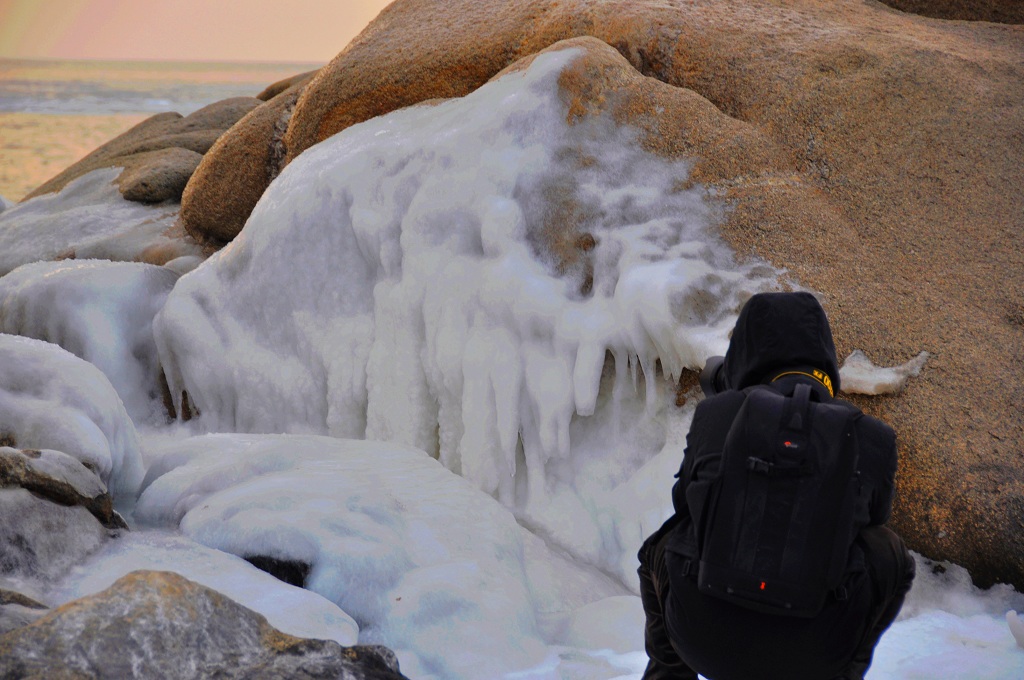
0,570,408,679
24,97,262,202
180,0,1020,586
180,74,317,245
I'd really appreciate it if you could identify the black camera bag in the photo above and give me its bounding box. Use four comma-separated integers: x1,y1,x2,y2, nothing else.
693,383,863,617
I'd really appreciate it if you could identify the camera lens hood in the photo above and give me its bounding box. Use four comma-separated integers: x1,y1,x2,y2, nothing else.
699,356,727,396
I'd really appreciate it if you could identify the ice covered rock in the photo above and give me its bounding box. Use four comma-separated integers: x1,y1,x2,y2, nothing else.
0,447,126,529
0,570,409,680
154,44,773,586
0,334,144,499
0,583,48,635
49,530,360,646
135,433,613,678
0,260,180,424
24,97,261,201
0,168,203,276
266,0,1024,588
0,488,110,582
0,601,47,636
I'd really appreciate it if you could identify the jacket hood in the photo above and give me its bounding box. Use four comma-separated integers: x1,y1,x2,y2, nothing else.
723,292,840,392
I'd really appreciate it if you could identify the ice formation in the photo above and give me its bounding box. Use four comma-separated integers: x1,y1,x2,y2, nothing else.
0,333,144,499
0,167,199,276
1008,611,1024,649
839,349,930,395
0,260,179,424
135,434,572,678
154,47,777,583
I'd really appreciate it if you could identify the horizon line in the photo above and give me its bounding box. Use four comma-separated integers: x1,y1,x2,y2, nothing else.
0,55,329,67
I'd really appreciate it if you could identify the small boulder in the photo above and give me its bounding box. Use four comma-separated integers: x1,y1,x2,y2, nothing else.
116,147,204,203
0,603,47,636
0,487,110,582
0,570,409,680
0,447,127,529
0,587,48,635
256,69,320,101
24,97,262,202
0,334,145,498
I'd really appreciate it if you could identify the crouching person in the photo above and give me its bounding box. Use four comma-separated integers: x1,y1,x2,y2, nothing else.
639,292,915,680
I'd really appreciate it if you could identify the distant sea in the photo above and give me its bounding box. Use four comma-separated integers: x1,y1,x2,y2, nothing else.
0,59,321,201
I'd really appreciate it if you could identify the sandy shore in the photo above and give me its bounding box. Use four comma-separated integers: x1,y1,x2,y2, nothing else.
0,112,147,202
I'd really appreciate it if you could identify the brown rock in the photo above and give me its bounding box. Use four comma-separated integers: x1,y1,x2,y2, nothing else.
116,147,204,204
268,0,1024,587
0,570,409,680
256,69,320,101
24,97,262,201
180,81,313,245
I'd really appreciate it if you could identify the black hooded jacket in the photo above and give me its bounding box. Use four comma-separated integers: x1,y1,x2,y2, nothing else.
659,292,898,679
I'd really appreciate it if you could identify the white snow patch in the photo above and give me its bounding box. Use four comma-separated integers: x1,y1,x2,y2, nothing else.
0,334,144,500
0,260,179,424
135,433,554,679
840,349,929,395
0,167,200,276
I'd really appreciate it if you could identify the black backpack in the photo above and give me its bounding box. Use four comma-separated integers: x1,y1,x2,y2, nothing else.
694,383,863,617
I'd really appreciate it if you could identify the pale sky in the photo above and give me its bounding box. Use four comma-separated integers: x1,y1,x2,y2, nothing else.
0,0,395,63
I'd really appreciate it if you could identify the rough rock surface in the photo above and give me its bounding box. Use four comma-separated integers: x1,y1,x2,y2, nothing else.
0,487,110,582
270,0,1023,587
0,570,409,680
25,97,261,202
0,585,49,636
180,78,315,245
256,69,320,101
0,602,47,636
0,447,127,529
115,147,204,203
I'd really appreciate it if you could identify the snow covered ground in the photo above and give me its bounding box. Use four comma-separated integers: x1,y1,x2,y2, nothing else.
1,46,1023,679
